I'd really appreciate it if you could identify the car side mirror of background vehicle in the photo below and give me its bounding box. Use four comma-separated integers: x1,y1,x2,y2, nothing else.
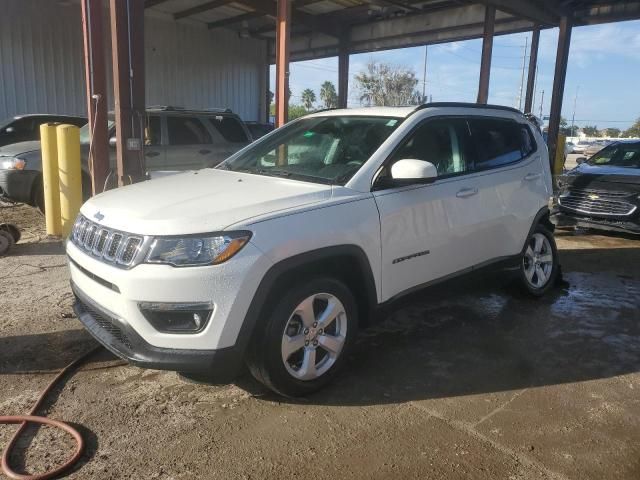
390,159,438,185
109,136,117,148
576,157,587,164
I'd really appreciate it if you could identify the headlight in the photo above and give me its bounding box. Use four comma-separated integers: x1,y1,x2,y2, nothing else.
0,158,26,170
145,231,251,267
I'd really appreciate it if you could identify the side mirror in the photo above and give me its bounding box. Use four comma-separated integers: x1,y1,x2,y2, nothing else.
391,159,438,184
576,157,587,164
109,136,117,147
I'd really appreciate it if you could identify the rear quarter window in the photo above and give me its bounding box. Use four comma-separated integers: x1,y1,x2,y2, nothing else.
206,116,248,143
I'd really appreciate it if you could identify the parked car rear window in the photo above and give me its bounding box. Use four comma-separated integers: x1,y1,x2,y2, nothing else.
167,116,212,145
470,118,534,170
206,116,248,143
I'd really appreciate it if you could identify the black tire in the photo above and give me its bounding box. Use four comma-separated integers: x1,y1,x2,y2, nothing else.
518,223,559,297
245,276,358,397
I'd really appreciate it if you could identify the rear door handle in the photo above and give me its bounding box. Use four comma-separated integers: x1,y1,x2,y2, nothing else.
456,187,478,198
524,172,542,181
145,151,160,158
199,149,211,155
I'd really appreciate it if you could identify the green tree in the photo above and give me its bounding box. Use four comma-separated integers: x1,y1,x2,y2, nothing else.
582,125,599,137
604,127,621,138
301,88,316,111
354,61,421,106
559,117,578,137
319,81,338,109
623,118,640,138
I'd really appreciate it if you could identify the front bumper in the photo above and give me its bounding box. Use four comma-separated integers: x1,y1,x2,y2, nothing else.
552,211,640,235
72,282,243,377
0,169,39,204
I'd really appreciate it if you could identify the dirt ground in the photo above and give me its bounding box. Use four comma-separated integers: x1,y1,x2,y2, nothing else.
1,202,639,479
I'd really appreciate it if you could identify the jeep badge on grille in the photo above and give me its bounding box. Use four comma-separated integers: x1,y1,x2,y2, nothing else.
94,211,105,221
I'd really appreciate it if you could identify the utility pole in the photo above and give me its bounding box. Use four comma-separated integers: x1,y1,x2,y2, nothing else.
570,85,580,139
518,36,528,110
422,45,428,103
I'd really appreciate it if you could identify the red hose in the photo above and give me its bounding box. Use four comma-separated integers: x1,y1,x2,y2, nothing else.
0,346,102,480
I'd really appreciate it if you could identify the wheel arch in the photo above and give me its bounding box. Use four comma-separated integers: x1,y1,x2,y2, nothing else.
235,245,379,359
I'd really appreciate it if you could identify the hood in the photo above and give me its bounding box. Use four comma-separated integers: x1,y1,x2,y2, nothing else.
0,140,41,157
565,163,640,186
81,169,333,235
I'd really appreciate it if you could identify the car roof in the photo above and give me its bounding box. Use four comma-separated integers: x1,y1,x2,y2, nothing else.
306,102,524,119
12,113,87,120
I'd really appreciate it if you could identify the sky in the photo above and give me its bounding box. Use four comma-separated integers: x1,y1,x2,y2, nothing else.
270,19,640,130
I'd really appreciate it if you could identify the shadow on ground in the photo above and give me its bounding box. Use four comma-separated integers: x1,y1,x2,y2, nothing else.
2,246,639,408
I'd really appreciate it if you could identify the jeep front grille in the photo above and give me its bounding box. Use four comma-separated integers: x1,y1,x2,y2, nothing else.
559,188,637,217
71,215,145,268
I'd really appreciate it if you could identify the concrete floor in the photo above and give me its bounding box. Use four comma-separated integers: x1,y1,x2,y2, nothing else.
0,203,639,479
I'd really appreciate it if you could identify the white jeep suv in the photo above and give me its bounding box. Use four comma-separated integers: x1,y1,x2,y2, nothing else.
67,103,558,396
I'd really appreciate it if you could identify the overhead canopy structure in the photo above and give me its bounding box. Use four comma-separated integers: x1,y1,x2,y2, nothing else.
85,0,640,191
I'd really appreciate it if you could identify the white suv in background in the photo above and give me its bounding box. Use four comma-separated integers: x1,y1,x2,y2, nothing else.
67,103,558,396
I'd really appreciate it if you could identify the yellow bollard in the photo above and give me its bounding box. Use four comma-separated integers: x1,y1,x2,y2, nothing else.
56,124,83,238
554,134,567,177
40,123,62,236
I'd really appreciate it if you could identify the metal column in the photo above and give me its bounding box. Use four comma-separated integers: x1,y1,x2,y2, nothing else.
477,5,495,104
81,0,109,195
547,15,573,168
109,0,146,186
275,0,291,127
524,28,540,114
338,41,349,108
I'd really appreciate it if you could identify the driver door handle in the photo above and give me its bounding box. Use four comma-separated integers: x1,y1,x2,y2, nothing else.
199,149,211,155
524,172,542,181
145,151,160,158
456,187,478,198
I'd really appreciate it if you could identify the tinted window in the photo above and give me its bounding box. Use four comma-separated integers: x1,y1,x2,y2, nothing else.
470,118,532,170
8,118,35,134
167,116,212,145
389,118,472,176
145,116,161,146
207,116,248,143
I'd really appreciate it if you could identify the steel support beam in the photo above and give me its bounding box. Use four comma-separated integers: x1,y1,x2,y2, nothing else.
547,14,572,170
81,0,109,195
338,41,349,108
275,0,291,127
524,27,540,114
477,5,495,104
110,0,146,186
479,0,558,26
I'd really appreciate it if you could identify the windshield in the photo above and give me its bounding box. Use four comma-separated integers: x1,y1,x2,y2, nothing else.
587,143,640,168
219,116,401,185
79,120,115,144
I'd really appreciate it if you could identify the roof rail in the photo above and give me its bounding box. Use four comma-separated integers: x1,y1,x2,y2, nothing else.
146,105,233,113
411,102,523,115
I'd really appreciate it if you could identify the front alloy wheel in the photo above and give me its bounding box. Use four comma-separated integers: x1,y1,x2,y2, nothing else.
281,293,348,381
246,277,357,397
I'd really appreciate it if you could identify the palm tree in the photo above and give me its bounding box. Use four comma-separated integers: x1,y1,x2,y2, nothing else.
319,81,338,108
301,88,316,111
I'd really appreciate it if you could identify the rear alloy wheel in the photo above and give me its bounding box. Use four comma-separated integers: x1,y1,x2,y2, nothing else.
519,225,559,296
246,277,357,397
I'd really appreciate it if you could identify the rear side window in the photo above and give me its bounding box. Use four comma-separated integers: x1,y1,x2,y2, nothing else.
167,116,212,145
470,118,534,170
145,116,161,146
206,116,248,143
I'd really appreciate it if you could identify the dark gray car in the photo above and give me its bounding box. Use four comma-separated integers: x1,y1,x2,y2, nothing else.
0,107,251,210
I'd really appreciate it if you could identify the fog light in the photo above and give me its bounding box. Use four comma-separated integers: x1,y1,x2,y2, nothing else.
138,302,213,333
